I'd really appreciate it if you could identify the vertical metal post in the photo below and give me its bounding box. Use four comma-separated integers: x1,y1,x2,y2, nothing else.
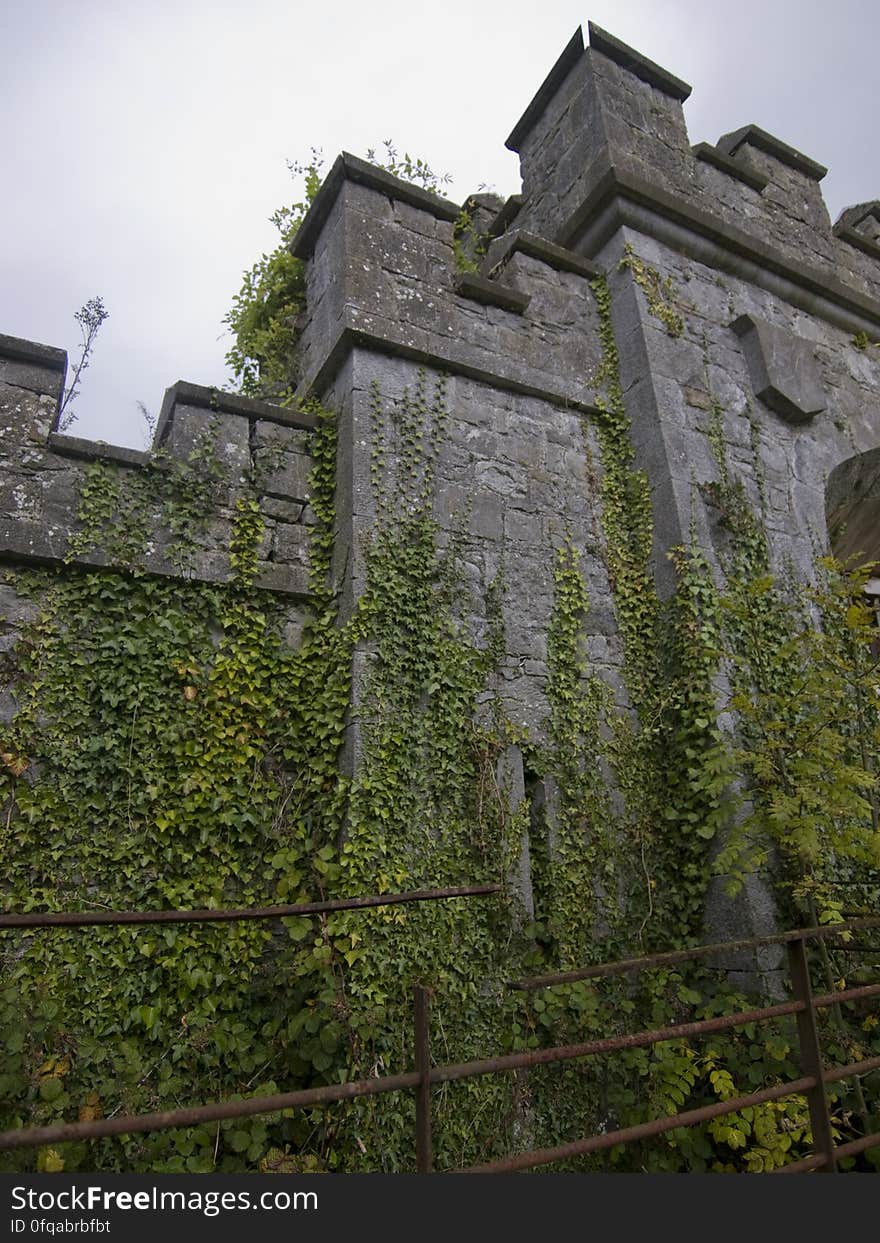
414,985,433,1173
787,937,837,1172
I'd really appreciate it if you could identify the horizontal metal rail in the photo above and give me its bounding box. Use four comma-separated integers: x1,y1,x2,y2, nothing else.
824,1054,880,1084
510,916,880,991
1,912,877,1172
461,1076,818,1173
427,984,880,1085
0,884,501,928
0,1071,423,1152
465,1051,880,1174
3,982,876,1155
775,1130,880,1174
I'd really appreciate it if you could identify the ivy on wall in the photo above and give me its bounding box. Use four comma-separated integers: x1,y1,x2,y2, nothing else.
0,368,527,1173
515,257,880,1170
0,394,360,1173
2,211,880,1177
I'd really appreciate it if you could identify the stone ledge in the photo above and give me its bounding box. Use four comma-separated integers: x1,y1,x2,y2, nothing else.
588,21,691,102
155,381,316,448
692,142,769,193
0,529,312,600
506,27,585,153
292,152,461,260
0,333,67,373
299,325,597,418
716,124,827,181
558,158,880,334
0,334,67,401
452,271,531,314
0,357,65,401
48,433,150,467
488,195,523,238
836,201,880,233
834,222,880,264
485,230,602,280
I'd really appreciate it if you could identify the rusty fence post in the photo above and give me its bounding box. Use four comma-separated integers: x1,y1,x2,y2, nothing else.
787,936,837,1172
414,985,433,1173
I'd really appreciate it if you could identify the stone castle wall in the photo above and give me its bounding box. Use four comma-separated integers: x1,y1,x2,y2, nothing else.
0,335,317,730
3,21,880,947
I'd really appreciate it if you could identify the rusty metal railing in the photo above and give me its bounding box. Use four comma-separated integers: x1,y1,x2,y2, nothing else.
462,917,880,1173
0,885,500,929
1,907,878,1173
0,883,498,1157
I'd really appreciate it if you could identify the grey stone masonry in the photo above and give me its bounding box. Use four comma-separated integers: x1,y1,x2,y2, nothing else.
0,335,316,599
505,25,880,329
291,145,616,750
286,22,880,949
4,23,880,954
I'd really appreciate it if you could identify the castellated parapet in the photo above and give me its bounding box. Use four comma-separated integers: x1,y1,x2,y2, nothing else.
3,23,880,960
0,334,315,597
284,27,880,707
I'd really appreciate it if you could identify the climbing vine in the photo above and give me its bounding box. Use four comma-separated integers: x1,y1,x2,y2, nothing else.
515,259,880,1170
0,385,360,1173
317,373,525,1169
3,181,880,1176
65,414,226,572
619,242,685,338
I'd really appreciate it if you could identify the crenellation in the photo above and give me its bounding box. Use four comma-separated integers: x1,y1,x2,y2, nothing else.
0,336,316,600
691,141,770,193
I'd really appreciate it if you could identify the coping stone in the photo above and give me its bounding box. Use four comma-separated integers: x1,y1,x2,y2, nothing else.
835,201,880,234
154,381,316,449
716,124,827,181
488,195,524,238
833,205,880,262
453,272,531,314
588,21,692,102
0,334,67,373
48,433,150,468
692,142,769,192
292,152,460,260
485,231,602,280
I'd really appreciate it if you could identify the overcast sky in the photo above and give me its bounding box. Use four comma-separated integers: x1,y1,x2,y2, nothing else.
2,0,877,447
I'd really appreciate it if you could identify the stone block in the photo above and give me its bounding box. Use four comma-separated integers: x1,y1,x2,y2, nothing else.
0,689,18,723
253,421,312,457
273,523,310,567
504,507,543,545
261,497,305,523
166,406,251,475
254,561,310,597
469,493,504,539
261,452,312,502
731,314,826,423
0,583,39,626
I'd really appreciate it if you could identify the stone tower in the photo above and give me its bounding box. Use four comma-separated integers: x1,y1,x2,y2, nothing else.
2,23,880,961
